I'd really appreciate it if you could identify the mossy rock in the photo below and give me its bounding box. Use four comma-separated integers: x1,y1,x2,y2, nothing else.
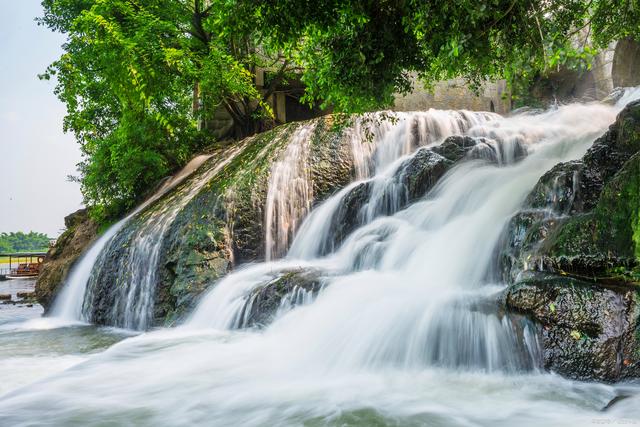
501,100,640,281
235,269,326,328
545,152,640,273
504,273,640,381
79,116,361,327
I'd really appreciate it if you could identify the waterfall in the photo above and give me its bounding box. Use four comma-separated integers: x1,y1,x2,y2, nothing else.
287,110,499,259
264,124,316,261
4,95,640,426
79,149,243,330
188,101,623,374
49,154,218,324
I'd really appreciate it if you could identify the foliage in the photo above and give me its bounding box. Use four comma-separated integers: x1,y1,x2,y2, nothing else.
251,0,597,112
40,0,639,221
39,0,286,221
0,232,51,253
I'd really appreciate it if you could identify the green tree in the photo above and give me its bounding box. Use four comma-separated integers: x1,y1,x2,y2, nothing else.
251,0,607,112
40,0,289,220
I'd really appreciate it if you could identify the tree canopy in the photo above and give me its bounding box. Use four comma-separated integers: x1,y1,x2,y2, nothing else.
39,0,639,221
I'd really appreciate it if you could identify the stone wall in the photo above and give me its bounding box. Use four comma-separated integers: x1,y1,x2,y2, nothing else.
393,76,511,114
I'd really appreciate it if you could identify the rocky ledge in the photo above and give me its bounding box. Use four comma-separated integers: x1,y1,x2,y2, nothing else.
500,100,640,381
35,209,97,311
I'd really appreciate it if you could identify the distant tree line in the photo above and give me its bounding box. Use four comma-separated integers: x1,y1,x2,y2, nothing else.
39,0,639,223
0,232,51,253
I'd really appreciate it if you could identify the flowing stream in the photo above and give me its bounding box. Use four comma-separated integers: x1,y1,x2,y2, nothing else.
2,94,640,425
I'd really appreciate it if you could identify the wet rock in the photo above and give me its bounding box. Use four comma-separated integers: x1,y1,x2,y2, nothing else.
504,273,640,382
0,294,10,301
399,149,452,203
324,145,461,252
501,100,640,281
35,209,98,311
327,182,373,253
237,269,325,328
432,135,479,162
602,394,632,411
543,152,640,273
81,116,358,327
500,100,640,381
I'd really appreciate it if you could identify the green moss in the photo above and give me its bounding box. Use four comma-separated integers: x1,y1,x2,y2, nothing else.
546,154,640,265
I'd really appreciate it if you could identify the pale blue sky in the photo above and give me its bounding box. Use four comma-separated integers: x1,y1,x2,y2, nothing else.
0,1,83,237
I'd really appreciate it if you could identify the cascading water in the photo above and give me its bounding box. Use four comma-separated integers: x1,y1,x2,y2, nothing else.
288,110,499,259
3,93,640,426
264,125,316,261
187,102,617,373
80,149,244,330
50,154,220,325
49,218,127,322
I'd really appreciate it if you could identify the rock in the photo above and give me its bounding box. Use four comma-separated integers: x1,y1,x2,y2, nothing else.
321,136,483,253
0,294,10,301
504,273,640,382
16,291,34,299
399,149,452,203
236,269,325,328
602,394,632,411
501,100,640,281
35,209,98,312
499,99,640,381
81,116,357,327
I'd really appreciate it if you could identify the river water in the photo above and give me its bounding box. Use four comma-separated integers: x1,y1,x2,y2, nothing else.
2,95,640,425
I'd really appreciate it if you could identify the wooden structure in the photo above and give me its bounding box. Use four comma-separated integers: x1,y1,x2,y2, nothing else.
0,252,47,280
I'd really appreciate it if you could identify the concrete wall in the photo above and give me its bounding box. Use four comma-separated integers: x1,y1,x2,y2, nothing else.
393,76,511,114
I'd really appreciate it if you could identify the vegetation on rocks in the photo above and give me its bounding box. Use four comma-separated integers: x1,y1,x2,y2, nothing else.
499,100,640,381
237,269,325,328
76,116,357,326
505,273,640,382
502,100,640,283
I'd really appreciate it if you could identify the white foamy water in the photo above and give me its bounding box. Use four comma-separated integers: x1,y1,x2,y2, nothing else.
264,125,316,261
3,93,640,425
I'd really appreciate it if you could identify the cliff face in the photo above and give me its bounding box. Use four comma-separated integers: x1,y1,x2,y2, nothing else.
35,209,97,311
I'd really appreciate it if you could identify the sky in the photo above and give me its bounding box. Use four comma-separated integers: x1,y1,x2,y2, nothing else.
0,1,84,237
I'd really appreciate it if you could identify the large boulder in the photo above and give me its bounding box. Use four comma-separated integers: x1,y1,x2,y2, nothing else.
501,100,640,282
504,273,640,382
500,100,640,381
35,209,98,311
234,269,325,328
